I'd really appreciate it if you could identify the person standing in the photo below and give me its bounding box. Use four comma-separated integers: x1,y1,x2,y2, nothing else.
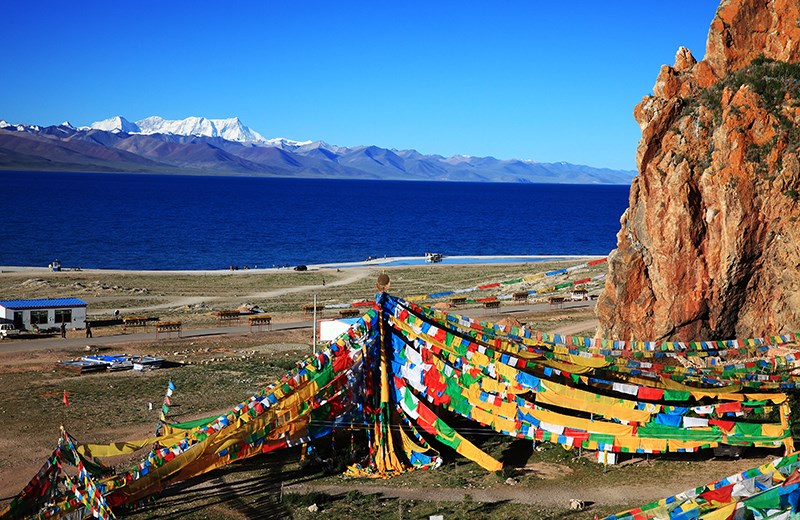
85,321,92,338
60,322,66,339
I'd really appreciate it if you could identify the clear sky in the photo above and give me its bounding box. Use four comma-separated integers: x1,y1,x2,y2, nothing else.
1,1,720,170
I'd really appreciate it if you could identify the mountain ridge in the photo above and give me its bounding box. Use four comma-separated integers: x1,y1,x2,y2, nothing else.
0,117,636,184
597,0,800,339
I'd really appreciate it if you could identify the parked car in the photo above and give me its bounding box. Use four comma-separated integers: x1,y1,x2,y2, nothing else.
0,323,20,339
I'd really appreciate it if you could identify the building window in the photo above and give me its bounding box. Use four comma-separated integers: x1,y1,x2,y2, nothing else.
55,309,72,323
30,310,49,325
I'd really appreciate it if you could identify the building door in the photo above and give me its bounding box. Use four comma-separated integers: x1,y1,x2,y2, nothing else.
13,311,23,328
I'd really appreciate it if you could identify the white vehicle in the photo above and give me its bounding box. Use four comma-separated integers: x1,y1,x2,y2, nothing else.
0,323,19,339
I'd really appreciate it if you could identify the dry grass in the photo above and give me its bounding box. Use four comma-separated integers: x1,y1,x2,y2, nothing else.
0,259,607,320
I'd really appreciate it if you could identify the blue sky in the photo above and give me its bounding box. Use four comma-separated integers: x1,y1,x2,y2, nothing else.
1,1,719,170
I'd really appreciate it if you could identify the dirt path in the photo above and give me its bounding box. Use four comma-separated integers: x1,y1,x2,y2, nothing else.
552,318,598,336
244,268,370,299
93,268,373,314
285,478,706,509
284,453,772,511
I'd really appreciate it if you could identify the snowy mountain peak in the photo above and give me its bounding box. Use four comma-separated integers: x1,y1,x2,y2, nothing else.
60,121,75,129
84,115,268,143
13,124,40,132
204,116,267,143
0,120,10,128
264,137,314,149
294,140,348,154
132,115,267,143
88,115,140,134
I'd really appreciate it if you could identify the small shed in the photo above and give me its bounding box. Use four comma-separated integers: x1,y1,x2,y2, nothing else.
319,318,360,342
0,298,87,331
571,287,589,301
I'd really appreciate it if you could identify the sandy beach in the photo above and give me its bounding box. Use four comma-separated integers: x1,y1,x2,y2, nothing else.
0,253,606,275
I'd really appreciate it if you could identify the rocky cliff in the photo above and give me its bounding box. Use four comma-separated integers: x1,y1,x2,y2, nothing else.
596,0,800,341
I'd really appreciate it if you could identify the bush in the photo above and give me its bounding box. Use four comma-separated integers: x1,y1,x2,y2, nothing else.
685,57,800,135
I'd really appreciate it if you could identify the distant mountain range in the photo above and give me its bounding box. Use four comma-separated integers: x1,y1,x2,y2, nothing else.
0,116,636,184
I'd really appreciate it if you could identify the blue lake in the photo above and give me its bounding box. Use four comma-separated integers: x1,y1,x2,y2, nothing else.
0,171,631,270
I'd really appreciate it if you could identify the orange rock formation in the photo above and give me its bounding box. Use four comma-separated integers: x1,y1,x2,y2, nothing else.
596,0,800,341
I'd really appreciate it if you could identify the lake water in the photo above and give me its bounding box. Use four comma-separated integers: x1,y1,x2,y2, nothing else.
0,171,631,270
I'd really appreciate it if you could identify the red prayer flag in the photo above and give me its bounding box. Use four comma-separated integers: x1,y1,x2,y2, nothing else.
62,390,69,407
416,401,438,429
709,419,736,432
716,401,743,414
783,469,800,487
698,483,734,505
637,386,665,401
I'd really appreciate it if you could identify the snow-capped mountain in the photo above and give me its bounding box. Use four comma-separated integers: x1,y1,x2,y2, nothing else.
87,115,267,143
264,137,314,150
136,116,267,143
88,115,141,134
0,115,637,184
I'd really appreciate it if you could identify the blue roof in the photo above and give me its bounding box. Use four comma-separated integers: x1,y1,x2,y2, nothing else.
0,298,87,309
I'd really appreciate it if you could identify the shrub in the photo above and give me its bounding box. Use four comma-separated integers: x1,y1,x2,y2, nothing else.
685,57,800,134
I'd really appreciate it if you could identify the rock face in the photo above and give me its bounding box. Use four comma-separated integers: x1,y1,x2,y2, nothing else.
596,0,800,341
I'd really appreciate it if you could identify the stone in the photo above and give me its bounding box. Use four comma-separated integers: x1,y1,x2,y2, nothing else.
569,499,585,510
597,0,800,341
673,46,697,72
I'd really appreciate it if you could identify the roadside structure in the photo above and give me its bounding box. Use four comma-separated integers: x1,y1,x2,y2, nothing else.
0,297,87,331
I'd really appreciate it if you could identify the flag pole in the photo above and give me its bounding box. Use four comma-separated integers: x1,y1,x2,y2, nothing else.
61,389,69,428
312,293,317,355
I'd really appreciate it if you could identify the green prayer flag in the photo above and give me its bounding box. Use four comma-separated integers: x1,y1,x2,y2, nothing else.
434,419,462,449
170,416,217,429
403,388,416,413
663,389,691,401
744,485,781,512
313,364,335,388
734,422,762,437
588,433,615,445
777,453,800,468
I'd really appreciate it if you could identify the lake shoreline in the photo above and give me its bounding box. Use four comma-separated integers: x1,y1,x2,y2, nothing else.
0,254,607,275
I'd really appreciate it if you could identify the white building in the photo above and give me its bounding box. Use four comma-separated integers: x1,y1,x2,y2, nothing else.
571,288,589,301
0,298,88,331
318,318,360,342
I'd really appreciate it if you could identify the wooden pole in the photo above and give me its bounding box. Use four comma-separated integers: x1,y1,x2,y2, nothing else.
312,293,317,355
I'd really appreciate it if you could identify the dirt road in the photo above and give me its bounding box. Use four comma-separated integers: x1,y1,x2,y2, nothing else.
91,268,373,314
